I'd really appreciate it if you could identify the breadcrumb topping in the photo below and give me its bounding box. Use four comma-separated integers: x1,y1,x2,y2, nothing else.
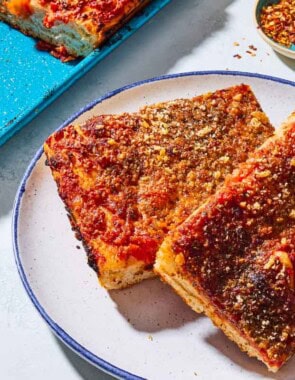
44,84,274,274
172,116,295,368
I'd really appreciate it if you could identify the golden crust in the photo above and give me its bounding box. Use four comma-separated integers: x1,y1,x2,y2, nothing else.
44,85,274,289
0,0,150,57
154,238,205,313
155,113,295,371
155,241,283,372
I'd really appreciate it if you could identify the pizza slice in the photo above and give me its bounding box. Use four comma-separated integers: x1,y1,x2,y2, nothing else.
0,0,150,59
44,84,274,289
155,113,295,372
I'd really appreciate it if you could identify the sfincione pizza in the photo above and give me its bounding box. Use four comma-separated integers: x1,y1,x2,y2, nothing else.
0,0,150,60
155,113,295,372
44,84,274,289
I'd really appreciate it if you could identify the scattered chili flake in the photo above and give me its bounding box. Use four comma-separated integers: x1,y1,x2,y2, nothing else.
246,50,256,57
260,0,295,48
233,54,242,59
249,44,257,51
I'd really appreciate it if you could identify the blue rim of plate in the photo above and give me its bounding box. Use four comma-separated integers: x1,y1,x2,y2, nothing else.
12,70,295,380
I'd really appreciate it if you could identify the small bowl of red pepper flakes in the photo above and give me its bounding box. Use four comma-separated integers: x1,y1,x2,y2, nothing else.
255,0,295,59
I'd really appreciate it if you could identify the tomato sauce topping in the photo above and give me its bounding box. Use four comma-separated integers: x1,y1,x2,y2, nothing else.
171,120,295,367
38,0,135,28
44,85,274,269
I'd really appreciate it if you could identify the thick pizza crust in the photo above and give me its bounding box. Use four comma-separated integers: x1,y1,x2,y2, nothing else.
155,114,295,372
154,238,205,313
100,262,156,290
155,239,281,372
0,9,95,56
0,0,150,57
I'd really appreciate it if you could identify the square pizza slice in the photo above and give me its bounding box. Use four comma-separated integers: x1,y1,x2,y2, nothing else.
155,113,295,372
44,84,274,289
0,0,150,59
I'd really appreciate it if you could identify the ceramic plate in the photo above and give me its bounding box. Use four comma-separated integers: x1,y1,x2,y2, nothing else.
13,72,295,380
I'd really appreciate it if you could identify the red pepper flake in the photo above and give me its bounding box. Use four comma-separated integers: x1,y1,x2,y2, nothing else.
249,44,257,51
260,0,295,48
233,54,242,59
246,50,256,57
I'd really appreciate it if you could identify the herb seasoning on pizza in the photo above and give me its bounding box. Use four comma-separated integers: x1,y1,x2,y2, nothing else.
155,113,295,372
44,85,274,289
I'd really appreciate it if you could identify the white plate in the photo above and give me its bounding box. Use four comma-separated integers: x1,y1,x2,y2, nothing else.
13,72,295,380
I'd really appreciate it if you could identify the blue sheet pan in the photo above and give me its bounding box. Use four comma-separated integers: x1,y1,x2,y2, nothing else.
0,0,171,146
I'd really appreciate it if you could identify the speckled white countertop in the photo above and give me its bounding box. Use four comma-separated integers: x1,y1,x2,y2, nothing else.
0,1,294,379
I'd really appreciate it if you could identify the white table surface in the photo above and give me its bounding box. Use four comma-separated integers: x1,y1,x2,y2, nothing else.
0,1,294,379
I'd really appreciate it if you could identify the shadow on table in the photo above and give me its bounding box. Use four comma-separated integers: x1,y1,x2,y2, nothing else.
205,329,295,380
93,0,236,81
273,51,295,71
54,278,199,380
109,278,200,333
55,336,115,380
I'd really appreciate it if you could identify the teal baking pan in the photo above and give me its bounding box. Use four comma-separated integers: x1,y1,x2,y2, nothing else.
0,0,171,146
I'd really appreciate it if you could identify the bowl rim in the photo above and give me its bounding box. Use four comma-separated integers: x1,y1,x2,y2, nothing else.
254,0,295,59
